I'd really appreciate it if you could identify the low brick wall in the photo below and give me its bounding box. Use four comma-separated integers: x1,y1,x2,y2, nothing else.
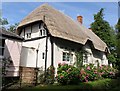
20,67,36,84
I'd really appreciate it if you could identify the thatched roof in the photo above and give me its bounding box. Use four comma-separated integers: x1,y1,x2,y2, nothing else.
17,3,109,52
0,28,23,40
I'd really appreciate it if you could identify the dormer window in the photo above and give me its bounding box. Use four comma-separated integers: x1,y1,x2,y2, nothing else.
39,28,46,37
39,22,47,37
27,33,31,38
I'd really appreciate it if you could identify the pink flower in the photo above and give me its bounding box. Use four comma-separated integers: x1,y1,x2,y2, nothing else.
87,66,91,70
84,77,88,82
60,76,64,79
80,69,86,74
99,66,103,70
86,75,89,78
109,72,114,75
62,62,66,66
94,71,97,74
99,72,104,75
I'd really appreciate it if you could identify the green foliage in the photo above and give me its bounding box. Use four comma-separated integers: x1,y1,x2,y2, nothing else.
75,51,83,68
0,18,9,25
80,64,118,82
0,18,9,30
107,54,116,64
0,17,18,33
56,63,118,85
80,64,101,82
7,23,19,33
97,65,117,79
56,63,80,85
116,18,120,70
45,65,55,84
90,8,116,65
75,49,88,68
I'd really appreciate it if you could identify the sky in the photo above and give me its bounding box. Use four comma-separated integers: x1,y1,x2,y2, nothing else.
2,2,119,28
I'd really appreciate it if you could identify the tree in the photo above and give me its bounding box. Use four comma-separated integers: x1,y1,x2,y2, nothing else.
90,8,117,66
116,18,120,70
0,17,19,33
7,23,19,33
0,18,8,25
0,18,9,30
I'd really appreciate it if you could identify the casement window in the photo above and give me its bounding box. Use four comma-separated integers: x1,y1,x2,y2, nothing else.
101,59,104,64
62,52,73,62
26,33,31,38
39,28,46,37
83,54,88,63
39,23,46,37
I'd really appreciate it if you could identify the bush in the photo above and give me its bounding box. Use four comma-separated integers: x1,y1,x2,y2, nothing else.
45,65,55,84
56,63,118,85
80,64,118,82
97,65,117,79
56,63,80,85
80,64,101,82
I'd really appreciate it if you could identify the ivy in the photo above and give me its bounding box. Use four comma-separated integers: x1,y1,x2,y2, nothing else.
75,49,88,68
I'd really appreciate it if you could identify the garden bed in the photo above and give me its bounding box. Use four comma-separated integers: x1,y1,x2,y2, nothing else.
3,78,120,91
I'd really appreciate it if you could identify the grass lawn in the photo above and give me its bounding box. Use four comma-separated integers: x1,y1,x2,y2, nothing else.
3,78,120,91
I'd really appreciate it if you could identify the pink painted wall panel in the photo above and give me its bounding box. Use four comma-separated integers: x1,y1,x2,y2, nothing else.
4,39,22,77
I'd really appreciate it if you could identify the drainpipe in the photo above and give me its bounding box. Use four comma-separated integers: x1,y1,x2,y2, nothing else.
35,49,39,86
35,43,40,86
50,37,54,66
43,15,48,81
45,36,48,75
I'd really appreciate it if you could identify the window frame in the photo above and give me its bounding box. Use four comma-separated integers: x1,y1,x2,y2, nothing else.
26,33,31,39
62,52,73,62
39,28,46,37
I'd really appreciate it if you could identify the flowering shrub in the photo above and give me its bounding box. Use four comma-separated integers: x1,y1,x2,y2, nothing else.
80,64,101,82
80,64,118,82
56,63,118,84
56,63,80,85
97,65,117,79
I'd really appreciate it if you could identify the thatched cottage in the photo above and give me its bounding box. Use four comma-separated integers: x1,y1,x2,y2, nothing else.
16,4,109,83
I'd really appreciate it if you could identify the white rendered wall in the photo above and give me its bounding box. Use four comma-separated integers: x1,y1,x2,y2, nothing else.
20,22,52,72
20,23,40,39
53,42,76,75
20,37,52,71
83,43,108,66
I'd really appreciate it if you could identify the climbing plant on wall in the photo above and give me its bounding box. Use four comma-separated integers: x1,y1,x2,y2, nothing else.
75,49,88,68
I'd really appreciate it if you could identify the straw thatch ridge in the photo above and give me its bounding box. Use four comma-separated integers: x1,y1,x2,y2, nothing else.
17,3,109,52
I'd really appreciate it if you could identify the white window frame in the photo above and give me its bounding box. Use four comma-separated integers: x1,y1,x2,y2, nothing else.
26,33,31,39
62,52,73,62
39,28,46,37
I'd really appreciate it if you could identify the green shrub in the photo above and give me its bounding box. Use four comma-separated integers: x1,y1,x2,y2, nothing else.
56,63,118,85
45,65,55,84
80,64,101,82
56,63,80,85
98,65,117,79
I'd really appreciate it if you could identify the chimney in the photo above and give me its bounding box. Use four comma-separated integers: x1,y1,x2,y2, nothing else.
77,15,83,24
